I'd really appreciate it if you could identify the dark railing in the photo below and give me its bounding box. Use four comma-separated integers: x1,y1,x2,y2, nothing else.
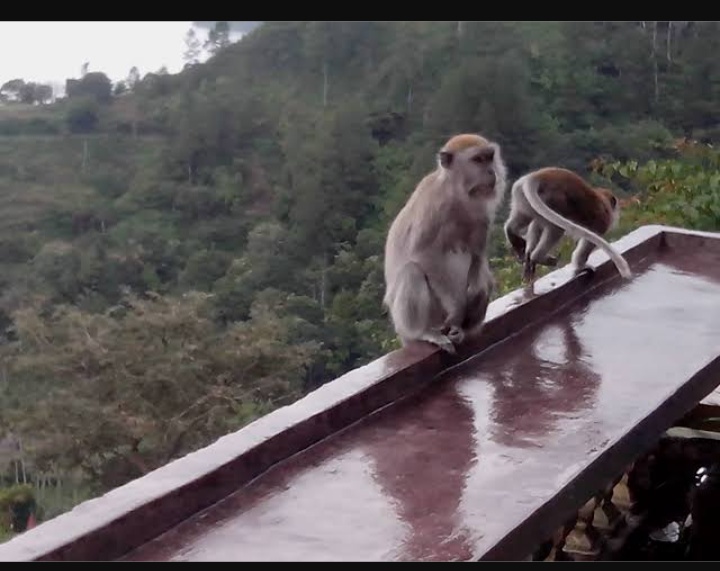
0,225,717,562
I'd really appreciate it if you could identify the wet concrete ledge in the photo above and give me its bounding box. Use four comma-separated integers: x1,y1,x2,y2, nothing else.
0,224,715,561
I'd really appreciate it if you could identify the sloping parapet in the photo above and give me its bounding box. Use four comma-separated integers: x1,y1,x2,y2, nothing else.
0,225,718,561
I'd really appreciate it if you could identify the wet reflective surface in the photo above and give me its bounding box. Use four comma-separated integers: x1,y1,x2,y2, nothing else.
122,242,720,561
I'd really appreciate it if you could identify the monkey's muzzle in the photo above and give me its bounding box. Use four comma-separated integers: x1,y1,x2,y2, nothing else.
469,183,496,198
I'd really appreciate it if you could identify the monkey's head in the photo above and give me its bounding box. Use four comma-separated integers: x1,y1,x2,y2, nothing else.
438,134,507,204
596,187,622,229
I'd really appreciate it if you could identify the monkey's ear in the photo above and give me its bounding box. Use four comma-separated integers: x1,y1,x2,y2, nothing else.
609,195,618,209
439,151,453,169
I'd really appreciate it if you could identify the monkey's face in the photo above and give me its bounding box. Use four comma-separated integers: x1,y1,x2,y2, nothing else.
439,143,501,198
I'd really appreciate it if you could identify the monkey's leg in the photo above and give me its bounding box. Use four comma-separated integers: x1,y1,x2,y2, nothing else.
570,238,597,274
504,211,532,262
390,262,456,354
522,221,542,282
528,224,564,264
462,287,491,338
522,221,559,267
460,256,494,338
525,224,564,283
424,254,474,348
524,220,542,259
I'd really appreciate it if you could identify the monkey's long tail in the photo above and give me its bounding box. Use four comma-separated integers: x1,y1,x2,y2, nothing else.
521,179,633,279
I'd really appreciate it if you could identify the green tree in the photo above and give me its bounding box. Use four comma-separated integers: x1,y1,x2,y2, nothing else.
127,66,141,91
3,292,320,488
65,97,100,133
212,221,298,322
279,99,379,262
204,21,231,55
424,54,559,177
597,140,720,232
66,72,113,104
0,79,25,101
183,28,203,66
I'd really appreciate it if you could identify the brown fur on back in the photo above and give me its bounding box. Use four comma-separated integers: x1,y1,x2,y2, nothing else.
533,167,615,235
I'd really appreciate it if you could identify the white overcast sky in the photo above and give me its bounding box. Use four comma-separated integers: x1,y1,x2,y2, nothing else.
0,21,214,87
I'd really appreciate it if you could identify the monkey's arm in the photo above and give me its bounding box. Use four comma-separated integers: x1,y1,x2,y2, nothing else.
462,255,494,334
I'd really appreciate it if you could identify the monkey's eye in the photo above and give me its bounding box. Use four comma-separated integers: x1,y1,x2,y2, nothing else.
472,148,495,163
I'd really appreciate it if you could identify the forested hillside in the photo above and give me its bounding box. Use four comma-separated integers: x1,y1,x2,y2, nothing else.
0,21,718,533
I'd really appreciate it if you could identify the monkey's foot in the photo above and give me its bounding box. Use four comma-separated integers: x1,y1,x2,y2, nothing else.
421,332,457,354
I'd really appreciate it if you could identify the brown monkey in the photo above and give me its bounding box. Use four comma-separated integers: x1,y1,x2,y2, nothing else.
383,133,507,353
504,167,632,283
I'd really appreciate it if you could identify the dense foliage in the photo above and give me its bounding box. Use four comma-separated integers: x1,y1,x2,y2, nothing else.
0,21,718,530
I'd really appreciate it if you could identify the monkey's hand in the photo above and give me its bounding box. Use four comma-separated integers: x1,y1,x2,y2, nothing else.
522,258,537,283
445,325,465,346
506,235,527,264
424,332,457,354
440,300,467,344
